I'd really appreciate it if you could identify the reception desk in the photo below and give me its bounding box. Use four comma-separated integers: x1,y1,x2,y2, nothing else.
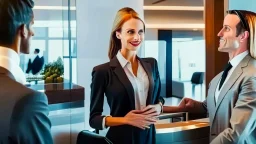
27,83,85,110
155,118,210,144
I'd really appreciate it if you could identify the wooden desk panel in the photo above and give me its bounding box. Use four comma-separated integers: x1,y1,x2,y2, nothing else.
28,83,84,104
155,118,210,144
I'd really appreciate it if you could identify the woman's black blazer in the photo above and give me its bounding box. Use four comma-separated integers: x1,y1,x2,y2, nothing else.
89,56,165,144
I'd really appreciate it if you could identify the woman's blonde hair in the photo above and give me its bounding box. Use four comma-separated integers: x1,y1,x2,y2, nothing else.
242,11,256,59
108,7,145,60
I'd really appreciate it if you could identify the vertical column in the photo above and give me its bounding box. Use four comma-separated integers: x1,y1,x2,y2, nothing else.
158,30,172,97
204,0,228,89
76,0,144,130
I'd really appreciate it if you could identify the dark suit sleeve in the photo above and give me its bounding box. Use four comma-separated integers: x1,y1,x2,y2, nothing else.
89,67,107,130
8,92,53,144
152,58,165,105
187,82,209,114
188,99,207,114
211,77,256,144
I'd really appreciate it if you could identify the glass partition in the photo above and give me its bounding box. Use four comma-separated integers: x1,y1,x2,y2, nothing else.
20,0,77,85
172,31,206,101
143,40,167,97
19,1,83,144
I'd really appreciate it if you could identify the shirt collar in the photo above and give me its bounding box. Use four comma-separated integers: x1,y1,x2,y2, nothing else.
229,50,249,68
116,51,129,68
0,46,26,84
0,46,20,65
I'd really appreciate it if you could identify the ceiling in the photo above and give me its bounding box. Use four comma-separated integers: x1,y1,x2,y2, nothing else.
144,0,204,6
144,0,204,30
32,0,205,30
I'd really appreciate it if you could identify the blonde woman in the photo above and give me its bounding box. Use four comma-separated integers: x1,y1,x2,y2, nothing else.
89,7,164,144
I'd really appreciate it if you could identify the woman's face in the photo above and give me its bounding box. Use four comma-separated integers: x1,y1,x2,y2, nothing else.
116,18,144,52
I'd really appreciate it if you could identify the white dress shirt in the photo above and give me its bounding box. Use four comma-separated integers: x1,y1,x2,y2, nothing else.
215,50,249,103
116,51,149,110
0,46,26,84
102,51,149,129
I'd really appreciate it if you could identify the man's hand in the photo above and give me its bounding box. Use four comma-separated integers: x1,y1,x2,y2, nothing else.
178,98,196,111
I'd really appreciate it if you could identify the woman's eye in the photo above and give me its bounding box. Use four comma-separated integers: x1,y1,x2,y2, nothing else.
139,30,144,35
128,30,134,34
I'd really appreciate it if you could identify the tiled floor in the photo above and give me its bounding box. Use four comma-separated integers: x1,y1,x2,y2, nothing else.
49,82,206,144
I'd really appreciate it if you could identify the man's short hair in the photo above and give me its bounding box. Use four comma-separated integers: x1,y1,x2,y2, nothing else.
0,0,34,46
227,10,249,36
35,48,40,53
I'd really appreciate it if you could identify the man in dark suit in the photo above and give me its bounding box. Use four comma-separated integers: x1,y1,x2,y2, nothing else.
26,48,45,75
164,10,256,144
0,0,53,143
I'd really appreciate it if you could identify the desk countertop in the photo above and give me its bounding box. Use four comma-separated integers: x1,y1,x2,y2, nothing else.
155,118,209,134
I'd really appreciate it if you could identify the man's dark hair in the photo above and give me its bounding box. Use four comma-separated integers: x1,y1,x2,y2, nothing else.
35,48,40,53
0,0,34,46
226,10,256,37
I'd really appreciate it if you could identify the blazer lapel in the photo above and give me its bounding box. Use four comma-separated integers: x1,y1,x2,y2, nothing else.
208,73,222,108
213,55,251,120
110,57,135,109
137,58,154,105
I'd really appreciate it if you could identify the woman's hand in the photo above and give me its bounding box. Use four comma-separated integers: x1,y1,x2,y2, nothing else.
140,104,162,116
124,110,157,130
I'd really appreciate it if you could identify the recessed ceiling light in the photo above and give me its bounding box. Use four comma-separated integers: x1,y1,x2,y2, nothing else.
146,24,204,29
143,6,204,11
33,6,76,10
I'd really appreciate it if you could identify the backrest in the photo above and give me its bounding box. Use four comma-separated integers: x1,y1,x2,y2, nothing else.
76,130,113,144
191,72,204,84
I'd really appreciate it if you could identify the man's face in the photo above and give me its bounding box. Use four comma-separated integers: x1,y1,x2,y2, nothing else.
217,14,241,52
20,16,34,54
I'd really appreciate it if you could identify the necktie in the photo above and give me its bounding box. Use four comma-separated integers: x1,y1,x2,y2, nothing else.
219,62,233,90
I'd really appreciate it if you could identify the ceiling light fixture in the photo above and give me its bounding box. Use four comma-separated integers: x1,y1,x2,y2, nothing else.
143,6,204,11
34,6,76,10
146,24,204,29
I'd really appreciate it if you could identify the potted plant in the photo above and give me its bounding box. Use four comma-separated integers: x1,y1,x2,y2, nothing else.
41,57,64,83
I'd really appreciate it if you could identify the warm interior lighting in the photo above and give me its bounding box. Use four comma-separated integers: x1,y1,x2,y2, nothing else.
146,24,204,29
172,38,193,42
34,6,76,10
38,90,45,92
143,6,204,11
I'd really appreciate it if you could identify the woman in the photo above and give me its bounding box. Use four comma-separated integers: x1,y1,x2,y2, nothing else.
89,7,164,144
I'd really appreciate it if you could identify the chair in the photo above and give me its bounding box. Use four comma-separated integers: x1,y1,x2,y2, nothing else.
76,130,113,144
191,72,204,97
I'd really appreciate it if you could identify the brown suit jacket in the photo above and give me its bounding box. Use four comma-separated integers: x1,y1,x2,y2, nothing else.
191,55,256,144
0,67,53,144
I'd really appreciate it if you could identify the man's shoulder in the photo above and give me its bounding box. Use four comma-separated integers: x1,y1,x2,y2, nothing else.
243,57,256,76
11,89,48,121
16,89,48,107
1,78,48,106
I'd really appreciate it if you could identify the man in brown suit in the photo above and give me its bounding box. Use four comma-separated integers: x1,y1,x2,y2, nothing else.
0,0,53,143
164,10,256,144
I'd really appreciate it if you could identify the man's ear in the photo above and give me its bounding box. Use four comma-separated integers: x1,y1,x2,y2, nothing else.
240,31,249,42
116,31,121,39
20,24,28,38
